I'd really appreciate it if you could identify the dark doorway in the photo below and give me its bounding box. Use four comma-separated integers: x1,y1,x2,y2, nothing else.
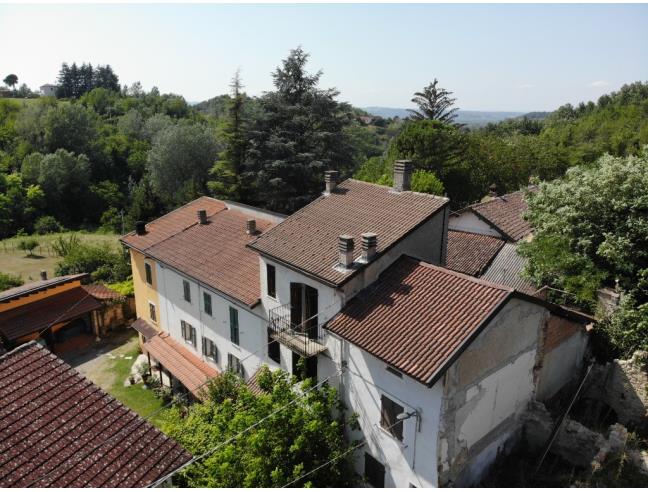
292,351,318,381
290,283,318,338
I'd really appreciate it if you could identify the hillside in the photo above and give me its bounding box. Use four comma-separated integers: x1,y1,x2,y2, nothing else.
362,106,526,125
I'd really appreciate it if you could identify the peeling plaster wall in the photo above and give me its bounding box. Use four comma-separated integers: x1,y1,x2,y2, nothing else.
449,210,502,238
437,298,547,486
536,328,588,402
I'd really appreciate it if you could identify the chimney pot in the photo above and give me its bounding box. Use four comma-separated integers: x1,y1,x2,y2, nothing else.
393,160,413,192
361,233,378,263
324,170,340,195
197,209,208,225
40,270,47,281
488,183,498,198
338,234,355,269
135,221,146,236
246,219,257,235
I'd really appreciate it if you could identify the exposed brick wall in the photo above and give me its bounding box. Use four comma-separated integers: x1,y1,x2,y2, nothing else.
544,315,582,352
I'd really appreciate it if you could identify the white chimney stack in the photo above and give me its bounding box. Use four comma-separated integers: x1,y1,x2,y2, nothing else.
338,235,355,269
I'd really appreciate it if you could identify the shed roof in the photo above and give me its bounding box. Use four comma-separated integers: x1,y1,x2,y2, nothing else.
446,230,505,276
481,242,537,295
468,190,533,241
0,342,191,487
0,273,87,303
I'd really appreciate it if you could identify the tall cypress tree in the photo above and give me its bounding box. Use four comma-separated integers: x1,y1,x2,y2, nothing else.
241,47,354,213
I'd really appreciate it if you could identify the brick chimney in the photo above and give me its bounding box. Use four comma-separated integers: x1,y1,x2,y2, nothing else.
324,170,339,195
40,270,47,281
197,209,208,225
361,233,378,263
488,184,498,198
338,235,355,269
393,160,413,192
135,221,146,235
246,219,257,235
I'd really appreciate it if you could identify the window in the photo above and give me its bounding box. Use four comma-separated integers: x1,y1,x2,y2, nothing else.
148,302,157,322
183,279,191,303
145,262,153,285
380,395,404,441
364,453,385,488
227,353,244,378
203,292,212,316
229,307,239,345
386,366,403,378
266,264,276,298
181,320,197,346
202,336,217,362
268,329,280,364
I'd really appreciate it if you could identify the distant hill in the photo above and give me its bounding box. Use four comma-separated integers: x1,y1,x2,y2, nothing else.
362,107,527,126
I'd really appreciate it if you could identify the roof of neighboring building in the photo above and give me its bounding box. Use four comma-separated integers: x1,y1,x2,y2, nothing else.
0,287,102,342
0,342,191,487
326,256,513,386
0,273,88,303
121,197,277,307
81,283,124,301
131,318,158,340
481,242,537,295
456,189,533,242
144,331,218,398
249,179,448,286
445,230,505,276
246,368,269,396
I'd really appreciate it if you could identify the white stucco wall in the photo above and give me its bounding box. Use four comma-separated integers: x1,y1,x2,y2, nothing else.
536,330,588,401
156,262,278,379
323,334,443,488
449,210,501,238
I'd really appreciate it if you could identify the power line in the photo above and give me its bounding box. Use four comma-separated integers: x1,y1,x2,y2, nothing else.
146,369,344,488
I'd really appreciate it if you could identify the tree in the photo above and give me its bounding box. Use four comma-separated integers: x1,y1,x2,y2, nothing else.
408,78,461,126
241,47,354,213
43,103,99,157
209,70,247,200
3,74,18,90
18,238,39,257
147,123,219,207
160,367,357,487
93,65,120,92
55,240,130,282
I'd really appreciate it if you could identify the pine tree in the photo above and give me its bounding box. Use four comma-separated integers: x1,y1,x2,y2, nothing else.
408,78,462,126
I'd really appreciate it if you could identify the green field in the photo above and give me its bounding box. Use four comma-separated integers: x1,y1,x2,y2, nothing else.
0,231,120,282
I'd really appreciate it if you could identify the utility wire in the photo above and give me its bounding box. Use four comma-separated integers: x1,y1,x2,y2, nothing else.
146,369,344,488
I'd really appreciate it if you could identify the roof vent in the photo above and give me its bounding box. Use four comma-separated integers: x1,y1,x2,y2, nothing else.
393,160,413,192
197,209,208,225
40,270,47,281
135,221,146,236
361,233,378,263
338,235,355,269
324,170,339,195
246,219,257,235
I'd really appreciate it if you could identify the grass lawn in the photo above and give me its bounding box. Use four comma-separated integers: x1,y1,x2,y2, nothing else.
104,339,169,428
0,231,119,282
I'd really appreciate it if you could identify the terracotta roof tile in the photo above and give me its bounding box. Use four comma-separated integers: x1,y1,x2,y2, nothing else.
470,190,533,241
0,287,102,342
82,284,124,301
0,273,87,303
0,342,191,487
249,179,448,285
144,332,218,398
120,196,226,251
131,318,158,340
326,256,512,385
446,230,505,276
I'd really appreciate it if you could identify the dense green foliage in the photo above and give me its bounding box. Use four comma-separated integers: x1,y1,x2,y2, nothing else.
519,150,648,357
0,271,22,290
160,367,357,487
55,238,130,283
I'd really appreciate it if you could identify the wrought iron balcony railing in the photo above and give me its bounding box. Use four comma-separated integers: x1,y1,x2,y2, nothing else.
268,303,327,357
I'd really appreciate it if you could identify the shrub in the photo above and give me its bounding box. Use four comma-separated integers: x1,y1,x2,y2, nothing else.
18,238,39,256
107,277,134,296
55,241,130,283
0,271,23,290
34,215,63,234
51,233,81,257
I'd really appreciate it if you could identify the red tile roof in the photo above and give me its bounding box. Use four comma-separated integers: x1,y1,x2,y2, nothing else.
0,287,102,342
446,230,505,276
469,190,533,242
120,196,227,251
131,318,158,340
144,332,218,398
326,256,513,385
82,284,124,301
121,198,275,307
249,179,448,286
0,342,191,487
0,273,88,303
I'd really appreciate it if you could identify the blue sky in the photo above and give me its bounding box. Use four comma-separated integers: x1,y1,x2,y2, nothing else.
1,3,647,111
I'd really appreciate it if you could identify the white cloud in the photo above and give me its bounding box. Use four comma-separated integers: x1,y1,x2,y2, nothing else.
588,80,610,88
515,83,535,89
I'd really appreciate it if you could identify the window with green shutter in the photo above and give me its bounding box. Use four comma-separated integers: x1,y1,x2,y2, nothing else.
183,279,191,302
203,292,212,316
229,307,239,345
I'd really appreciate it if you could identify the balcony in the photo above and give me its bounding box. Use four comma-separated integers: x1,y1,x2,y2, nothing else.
268,303,327,357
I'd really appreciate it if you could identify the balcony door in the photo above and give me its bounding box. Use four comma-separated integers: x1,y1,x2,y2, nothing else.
290,283,318,339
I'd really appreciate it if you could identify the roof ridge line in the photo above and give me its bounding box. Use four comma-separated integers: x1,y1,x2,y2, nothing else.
415,257,514,292
0,340,39,361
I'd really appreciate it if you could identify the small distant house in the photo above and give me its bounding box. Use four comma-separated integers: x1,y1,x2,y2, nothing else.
0,272,123,352
39,84,58,97
0,342,191,487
